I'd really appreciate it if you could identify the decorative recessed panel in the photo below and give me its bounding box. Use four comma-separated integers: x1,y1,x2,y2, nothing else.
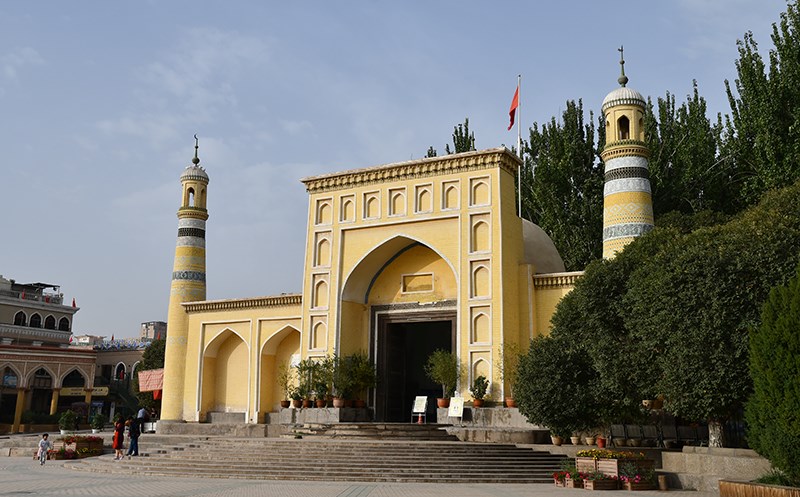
401,273,433,294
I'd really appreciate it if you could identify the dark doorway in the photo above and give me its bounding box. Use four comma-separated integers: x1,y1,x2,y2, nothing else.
376,313,454,422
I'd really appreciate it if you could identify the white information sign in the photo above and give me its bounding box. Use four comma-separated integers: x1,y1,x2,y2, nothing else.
412,396,428,413
448,397,464,418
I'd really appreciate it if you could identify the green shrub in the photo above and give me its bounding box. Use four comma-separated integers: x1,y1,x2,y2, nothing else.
746,262,800,484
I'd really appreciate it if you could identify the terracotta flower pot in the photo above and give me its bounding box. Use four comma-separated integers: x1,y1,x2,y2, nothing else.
473,399,484,408
291,399,302,408
504,397,517,408
437,398,450,408
551,435,563,446
332,397,345,408
280,400,291,409
353,399,366,408
315,399,327,408
301,399,312,408
596,436,606,448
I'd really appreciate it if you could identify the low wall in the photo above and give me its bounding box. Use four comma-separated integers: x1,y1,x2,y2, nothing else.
157,420,269,437
661,446,772,492
277,407,372,424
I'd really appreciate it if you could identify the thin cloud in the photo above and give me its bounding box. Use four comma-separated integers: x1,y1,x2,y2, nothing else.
1,46,44,80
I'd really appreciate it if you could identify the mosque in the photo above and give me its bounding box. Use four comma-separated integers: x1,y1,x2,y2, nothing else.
160,60,653,426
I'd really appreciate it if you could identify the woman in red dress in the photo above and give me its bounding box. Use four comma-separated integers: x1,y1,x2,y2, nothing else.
112,415,125,460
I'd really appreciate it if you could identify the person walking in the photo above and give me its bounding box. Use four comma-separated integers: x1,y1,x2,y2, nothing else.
36,433,52,466
125,415,140,458
111,415,125,460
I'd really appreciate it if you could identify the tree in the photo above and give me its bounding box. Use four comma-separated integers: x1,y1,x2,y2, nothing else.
746,262,800,483
516,334,603,438
644,83,740,216
722,1,800,204
549,227,679,422
425,146,437,158
521,100,604,270
624,180,800,445
134,338,166,410
445,117,476,154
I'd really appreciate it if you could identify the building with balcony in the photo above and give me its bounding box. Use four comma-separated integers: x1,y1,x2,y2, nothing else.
0,275,96,433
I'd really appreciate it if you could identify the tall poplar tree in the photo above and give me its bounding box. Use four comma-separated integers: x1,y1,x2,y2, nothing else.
520,100,604,271
721,1,800,204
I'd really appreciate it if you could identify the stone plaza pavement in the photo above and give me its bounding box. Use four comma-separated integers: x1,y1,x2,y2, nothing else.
0,457,719,497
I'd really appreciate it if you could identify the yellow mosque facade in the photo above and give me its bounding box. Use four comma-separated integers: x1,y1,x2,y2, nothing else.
160,65,652,426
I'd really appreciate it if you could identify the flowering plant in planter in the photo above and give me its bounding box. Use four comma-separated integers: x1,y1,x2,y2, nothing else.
576,448,646,460
619,461,656,483
553,470,569,485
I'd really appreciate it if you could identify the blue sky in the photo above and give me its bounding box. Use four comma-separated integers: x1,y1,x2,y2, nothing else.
0,1,787,337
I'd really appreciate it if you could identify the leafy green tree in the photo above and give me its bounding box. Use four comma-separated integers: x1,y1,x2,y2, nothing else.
722,1,800,204
445,117,476,154
425,146,437,158
134,339,166,410
624,180,800,445
549,227,679,422
746,262,800,483
521,100,604,270
644,83,739,216
516,334,602,438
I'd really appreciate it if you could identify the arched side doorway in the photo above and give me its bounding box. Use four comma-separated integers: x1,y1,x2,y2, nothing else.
260,325,300,417
200,329,249,420
341,237,458,422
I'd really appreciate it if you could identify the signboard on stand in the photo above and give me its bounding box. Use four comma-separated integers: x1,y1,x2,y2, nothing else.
448,396,464,420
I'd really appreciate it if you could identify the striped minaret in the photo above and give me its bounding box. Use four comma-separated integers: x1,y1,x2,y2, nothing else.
600,47,654,259
161,137,209,422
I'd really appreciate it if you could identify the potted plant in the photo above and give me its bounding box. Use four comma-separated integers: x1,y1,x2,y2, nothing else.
58,409,77,435
89,412,107,433
350,351,377,407
583,471,619,490
499,342,523,407
295,358,316,408
332,354,354,407
277,362,294,408
470,375,489,407
424,349,460,408
289,388,302,408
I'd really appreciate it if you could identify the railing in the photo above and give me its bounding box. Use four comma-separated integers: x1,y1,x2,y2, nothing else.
0,289,63,305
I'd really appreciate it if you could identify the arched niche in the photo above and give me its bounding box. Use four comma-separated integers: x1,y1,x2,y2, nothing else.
202,329,249,415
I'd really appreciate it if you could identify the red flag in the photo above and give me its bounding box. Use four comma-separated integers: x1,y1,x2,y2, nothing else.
153,389,162,400
507,85,519,131
69,335,73,343
156,330,161,340
111,334,114,341
20,291,25,300
72,297,76,308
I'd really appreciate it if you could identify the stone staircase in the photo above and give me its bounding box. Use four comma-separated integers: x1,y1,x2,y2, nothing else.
65,437,567,483
285,422,460,441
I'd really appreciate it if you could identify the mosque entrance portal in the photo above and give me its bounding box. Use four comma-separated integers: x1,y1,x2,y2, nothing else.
374,311,455,422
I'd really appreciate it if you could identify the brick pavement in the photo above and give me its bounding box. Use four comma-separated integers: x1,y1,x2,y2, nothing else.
0,457,718,497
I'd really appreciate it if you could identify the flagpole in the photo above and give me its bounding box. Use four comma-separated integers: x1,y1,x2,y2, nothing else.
517,74,522,217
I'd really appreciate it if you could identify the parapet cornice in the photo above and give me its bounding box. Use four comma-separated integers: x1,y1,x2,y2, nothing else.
177,207,209,221
533,271,584,288
183,293,302,313
301,147,521,194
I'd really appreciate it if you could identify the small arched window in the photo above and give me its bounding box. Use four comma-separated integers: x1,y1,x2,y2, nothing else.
29,313,42,328
13,311,26,326
618,115,630,140
44,315,56,329
188,187,195,207
58,317,70,332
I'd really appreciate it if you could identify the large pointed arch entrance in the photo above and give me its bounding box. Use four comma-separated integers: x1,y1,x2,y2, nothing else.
340,235,458,422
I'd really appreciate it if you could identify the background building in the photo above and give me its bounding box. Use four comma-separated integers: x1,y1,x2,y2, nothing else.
140,321,166,341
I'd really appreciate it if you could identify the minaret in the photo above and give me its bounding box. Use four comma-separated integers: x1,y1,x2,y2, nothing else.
161,136,210,422
600,47,654,259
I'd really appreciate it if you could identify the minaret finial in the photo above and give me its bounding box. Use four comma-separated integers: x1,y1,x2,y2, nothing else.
617,46,628,87
192,134,200,165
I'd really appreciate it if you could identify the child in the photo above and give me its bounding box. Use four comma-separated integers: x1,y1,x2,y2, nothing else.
37,433,51,466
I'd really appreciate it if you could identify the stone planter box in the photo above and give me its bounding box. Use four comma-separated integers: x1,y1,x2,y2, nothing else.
719,480,800,497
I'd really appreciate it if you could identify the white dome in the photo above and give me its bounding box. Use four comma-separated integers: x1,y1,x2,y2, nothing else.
521,219,566,274
180,164,209,182
602,86,646,113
